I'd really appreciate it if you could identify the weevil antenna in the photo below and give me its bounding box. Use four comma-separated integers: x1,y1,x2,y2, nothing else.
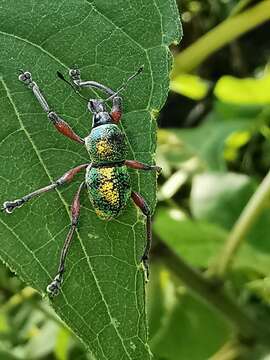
56,71,89,102
104,65,144,103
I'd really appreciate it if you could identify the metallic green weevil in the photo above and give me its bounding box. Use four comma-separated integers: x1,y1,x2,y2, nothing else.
1,66,161,297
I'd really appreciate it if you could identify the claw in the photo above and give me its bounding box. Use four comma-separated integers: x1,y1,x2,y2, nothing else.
1,199,24,214
47,273,63,297
155,166,162,174
18,71,32,85
141,257,150,283
69,67,80,81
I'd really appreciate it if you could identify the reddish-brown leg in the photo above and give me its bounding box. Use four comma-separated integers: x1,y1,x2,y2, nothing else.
2,164,90,214
131,191,152,281
19,71,84,144
110,96,122,123
125,160,161,173
47,181,85,297
48,112,84,144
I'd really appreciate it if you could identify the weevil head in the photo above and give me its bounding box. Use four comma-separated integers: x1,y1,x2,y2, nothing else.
88,99,113,128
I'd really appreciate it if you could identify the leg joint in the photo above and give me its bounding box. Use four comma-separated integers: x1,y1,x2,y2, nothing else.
71,218,79,226
142,203,151,217
55,179,64,186
48,111,58,123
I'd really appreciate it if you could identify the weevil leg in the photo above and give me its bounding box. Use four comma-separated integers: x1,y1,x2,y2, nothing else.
69,68,123,122
69,66,143,121
69,67,115,96
125,160,162,173
110,95,123,123
18,71,84,144
1,164,89,214
47,182,85,297
131,191,151,282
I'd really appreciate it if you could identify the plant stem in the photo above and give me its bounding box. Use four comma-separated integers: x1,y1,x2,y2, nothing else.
172,0,270,76
211,169,270,277
229,0,255,17
209,340,245,360
0,286,37,312
157,242,270,347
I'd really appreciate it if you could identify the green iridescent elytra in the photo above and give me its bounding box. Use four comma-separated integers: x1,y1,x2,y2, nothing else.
86,165,131,220
85,123,126,163
85,123,131,220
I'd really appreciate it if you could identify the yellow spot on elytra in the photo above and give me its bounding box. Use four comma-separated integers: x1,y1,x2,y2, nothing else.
96,140,112,156
95,209,108,219
99,182,119,205
99,167,119,206
100,167,114,179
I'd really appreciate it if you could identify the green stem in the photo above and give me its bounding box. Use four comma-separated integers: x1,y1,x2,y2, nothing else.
229,0,255,17
172,0,270,76
211,169,270,277
158,242,270,347
209,340,245,360
0,286,37,312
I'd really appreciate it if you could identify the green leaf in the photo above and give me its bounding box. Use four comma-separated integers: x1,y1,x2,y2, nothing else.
147,262,230,360
170,72,270,105
190,172,256,229
190,172,270,254
154,207,270,276
189,173,270,274
154,208,226,267
23,320,59,359
0,1,181,359
55,327,71,360
0,349,20,360
172,112,252,170
170,74,209,100
214,73,270,105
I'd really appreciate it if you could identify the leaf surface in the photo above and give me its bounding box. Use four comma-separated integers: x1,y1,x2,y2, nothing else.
155,183,270,276
148,263,230,360
0,1,181,359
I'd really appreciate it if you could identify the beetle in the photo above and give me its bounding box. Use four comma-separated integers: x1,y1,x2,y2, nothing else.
1,66,161,297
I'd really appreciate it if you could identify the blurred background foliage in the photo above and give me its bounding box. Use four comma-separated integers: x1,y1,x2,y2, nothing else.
1,0,270,359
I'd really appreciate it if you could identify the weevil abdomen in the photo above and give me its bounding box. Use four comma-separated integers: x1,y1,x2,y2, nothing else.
86,165,131,220
85,123,127,164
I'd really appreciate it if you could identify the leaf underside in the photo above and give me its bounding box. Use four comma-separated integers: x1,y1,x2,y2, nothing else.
0,1,181,359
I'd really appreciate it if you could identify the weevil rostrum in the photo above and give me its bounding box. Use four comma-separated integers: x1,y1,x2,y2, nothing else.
1,66,161,297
